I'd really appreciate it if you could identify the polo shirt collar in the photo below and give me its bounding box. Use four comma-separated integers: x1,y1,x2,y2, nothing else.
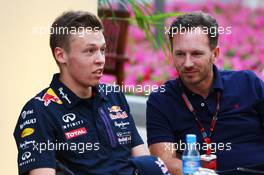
50,73,108,109
212,64,224,91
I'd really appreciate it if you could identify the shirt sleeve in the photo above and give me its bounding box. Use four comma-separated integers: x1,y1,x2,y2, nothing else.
244,70,264,124
146,93,174,146
13,100,56,175
252,73,264,121
119,92,144,147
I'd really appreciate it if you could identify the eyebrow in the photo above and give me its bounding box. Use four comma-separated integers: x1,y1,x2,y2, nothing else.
174,49,204,52
86,43,106,47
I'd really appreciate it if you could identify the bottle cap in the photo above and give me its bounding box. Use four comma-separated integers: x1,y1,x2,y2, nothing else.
186,134,196,144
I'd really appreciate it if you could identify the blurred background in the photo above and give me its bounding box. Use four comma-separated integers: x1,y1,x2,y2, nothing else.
100,0,264,94
1,0,263,174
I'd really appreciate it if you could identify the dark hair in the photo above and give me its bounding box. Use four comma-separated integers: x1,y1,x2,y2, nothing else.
168,11,218,51
50,10,103,58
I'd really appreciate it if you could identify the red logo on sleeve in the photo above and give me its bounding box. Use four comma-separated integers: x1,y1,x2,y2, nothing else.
65,127,87,139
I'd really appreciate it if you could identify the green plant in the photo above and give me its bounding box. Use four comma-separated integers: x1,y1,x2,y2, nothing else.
99,0,181,59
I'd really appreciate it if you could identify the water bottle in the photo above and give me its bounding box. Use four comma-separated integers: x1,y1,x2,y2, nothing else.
182,134,200,175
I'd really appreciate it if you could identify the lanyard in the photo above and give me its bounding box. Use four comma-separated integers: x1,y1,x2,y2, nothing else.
179,81,221,155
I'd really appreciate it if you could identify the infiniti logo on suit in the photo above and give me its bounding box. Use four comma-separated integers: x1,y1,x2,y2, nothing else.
61,113,84,130
62,113,76,123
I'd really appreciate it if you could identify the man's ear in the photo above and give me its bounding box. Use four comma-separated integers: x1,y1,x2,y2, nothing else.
212,46,220,62
54,47,67,64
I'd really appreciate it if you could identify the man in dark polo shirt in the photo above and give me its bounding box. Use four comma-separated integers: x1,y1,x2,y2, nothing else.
147,12,264,174
13,11,151,175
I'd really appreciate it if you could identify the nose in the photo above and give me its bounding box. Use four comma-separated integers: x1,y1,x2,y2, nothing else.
94,51,105,66
183,54,194,68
